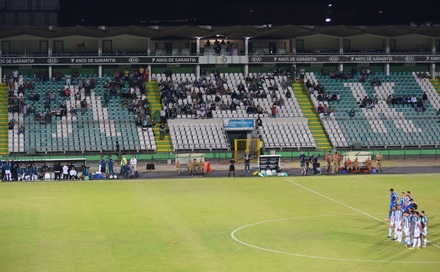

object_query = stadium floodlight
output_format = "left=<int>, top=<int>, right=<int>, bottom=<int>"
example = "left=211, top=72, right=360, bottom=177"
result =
left=325, top=18, right=332, bottom=23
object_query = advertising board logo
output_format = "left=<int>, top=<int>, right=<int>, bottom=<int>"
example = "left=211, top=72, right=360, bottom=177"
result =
left=250, top=57, right=262, bottom=62
left=328, top=56, right=339, bottom=62
left=47, top=58, right=58, bottom=64
left=404, top=56, right=415, bottom=62
left=128, top=57, right=140, bottom=63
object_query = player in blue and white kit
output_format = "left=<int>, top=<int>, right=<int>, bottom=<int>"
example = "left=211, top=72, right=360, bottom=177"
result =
left=402, top=195, right=411, bottom=212
left=420, top=211, right=428, bottom=247
left=393, top=204, right=403, bottom=242
left=31, top=163, right=38, bottom=181
left=3, top=160, right=12, bottom=181
left=387, top=206, right=397, bottom=238
left=410, top=211, right=422, bottom=249
left=402, top=210, right=412, bottom=246
left=399, top=192, right=405, bottom=208
left=387, top=188, right=398, bottom=220
left=24, top=165, right=31, bottom=181
left=17, top=164, right=24, bottom=181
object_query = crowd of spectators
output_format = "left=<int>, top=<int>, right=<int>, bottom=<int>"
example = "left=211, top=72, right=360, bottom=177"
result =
left=386, top=92, right=428, bottom=112
left=310, top=67, right=433, bottom=116
left=6, top=70, right=95, bottom=126
left=155, top=68, right=292, bottom=120
left=105, top=68, right=152, bottom=129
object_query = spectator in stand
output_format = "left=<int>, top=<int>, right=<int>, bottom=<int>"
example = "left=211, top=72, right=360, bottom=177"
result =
left=159, top=123, right=165, bottom=140
left=66, top=74, right=72, bottom=86
left=64, top=86, right=71, bottom=97
left=17, top=124, right=25, bottom=134
left=80, top=99, right=88, bottom=114
left=349, top=108, right=355, bottom=118
left=271, top=104, right=276, bottom=118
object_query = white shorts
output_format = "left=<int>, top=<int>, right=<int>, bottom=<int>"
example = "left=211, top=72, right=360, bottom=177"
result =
left=403, top=227, right=409, bottom=236
left=5, top=170, right=11, bottom=175
left=395, top=222, right=402, bottom=231
left=414, top=229, right=421, bottom=238
left=422, top=227, right=428, bottom=236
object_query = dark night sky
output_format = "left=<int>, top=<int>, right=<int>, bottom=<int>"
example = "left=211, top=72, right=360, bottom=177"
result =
left=59, top=0, right=439, bottom=27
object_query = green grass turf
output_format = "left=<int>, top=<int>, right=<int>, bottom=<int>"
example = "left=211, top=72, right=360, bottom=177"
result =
left=0, top=174, right=439, bottom=272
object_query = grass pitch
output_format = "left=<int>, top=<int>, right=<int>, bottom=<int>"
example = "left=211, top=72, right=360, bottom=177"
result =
left=1, top=174, right=439, bottom=272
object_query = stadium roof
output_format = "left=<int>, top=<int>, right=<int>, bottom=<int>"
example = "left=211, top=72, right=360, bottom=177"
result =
left=1, top=25, right=440, bottom=39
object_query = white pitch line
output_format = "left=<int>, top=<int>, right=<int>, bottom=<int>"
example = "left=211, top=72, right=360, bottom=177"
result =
left=231, top=216, right=440, bottom=264
left=284, top=178, right=440, bottom=249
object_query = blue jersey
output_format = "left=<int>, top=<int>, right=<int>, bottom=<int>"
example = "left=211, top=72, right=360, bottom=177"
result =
left=17, top=167, right=23, bottom=174
left=299, top=154, right=306, bottom=163
left=100, top=159, right=106, bottom=167
left=107, top=158, right=114, bottom=167
left=31, top=166, right=38, bottom=175
left=25, top=167, right=31, bottom=175
left=399, top=196, right=405, bottom=207
left=3, top=162, right=11, bottom=171
left=390, top=191, right=398, bottom=204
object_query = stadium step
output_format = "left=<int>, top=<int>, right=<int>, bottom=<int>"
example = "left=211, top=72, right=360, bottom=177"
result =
left=292, top=82, right=332, bottom=150
left=429, top=78, right=440, bottom=95
left=146, top=81, right=173, bottom=153
left=0, top=85, right=9, bottom=155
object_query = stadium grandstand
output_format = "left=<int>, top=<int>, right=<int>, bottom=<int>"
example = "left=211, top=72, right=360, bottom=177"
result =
left=1, top=25, right=440, bottom=157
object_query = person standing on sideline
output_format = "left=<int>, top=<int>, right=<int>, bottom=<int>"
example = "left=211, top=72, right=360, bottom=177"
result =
left=376, top=151, right=383, bottom=172
left=130, top=156, right=137, bottom=172
left=228, top=157, right=236, bottom=178
left=176, top=160, right=181, bottom=175
left=62, top=163, right=69, bottom=180
left=54, top=162, right=62, bottom=180
left=198, top=159, right=205, bottom=175
left=107, top=156, right=115, bottom=176
left=387, top=188, right=398, bottom=221
left=325, top=151, right=331, bottom=173
left=120, top=155, right=127, bottom=174
left=332, top=152, right=339, bottom=174
left=299, top=151, right=307, bottom=175
left=243, top=151, right=251, bottom=172
left=3, top=160, right=12, bottom=181
left=99, top=155, right=107, bottom=174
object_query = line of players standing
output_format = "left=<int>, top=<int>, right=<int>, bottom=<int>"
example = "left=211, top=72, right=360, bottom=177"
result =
left=387, top=188, right=429, bottom=249
left=1, top=160, right=39, bottom=181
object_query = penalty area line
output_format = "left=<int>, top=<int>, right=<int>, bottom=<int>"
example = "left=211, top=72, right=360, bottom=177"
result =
left=283, top=178, right=440, bottom=249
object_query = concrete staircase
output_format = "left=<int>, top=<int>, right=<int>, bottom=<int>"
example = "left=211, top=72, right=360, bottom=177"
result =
left=292, top=82, right=332, bottom=150
left=0, top=85, right=9, bottom=155
left=145, top=82, right=173, bottom=153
